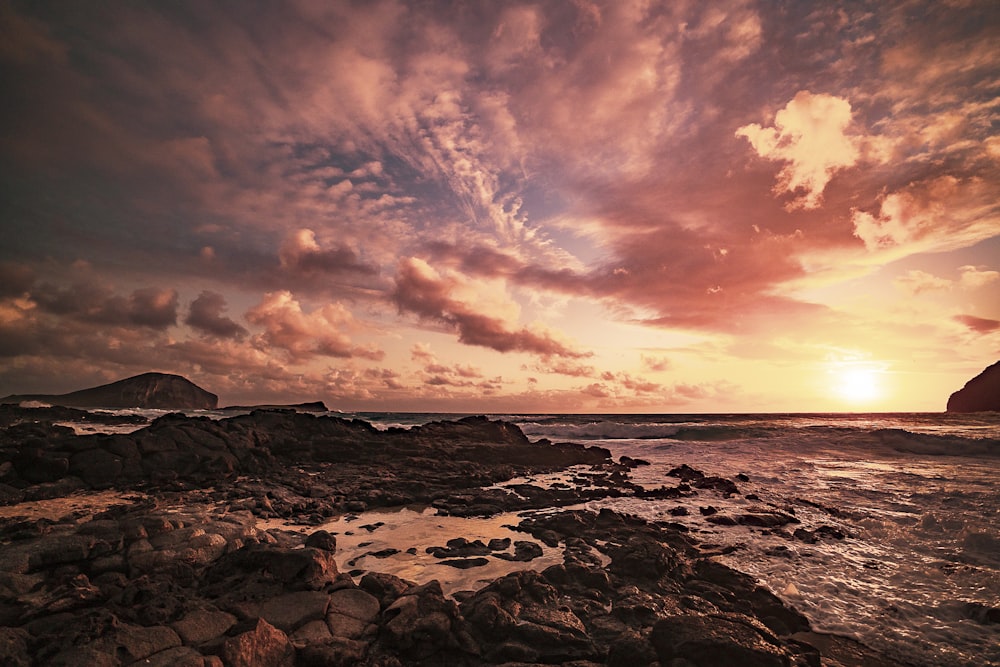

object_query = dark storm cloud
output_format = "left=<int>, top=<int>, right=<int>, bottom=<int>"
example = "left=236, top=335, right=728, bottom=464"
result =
left=0, top=262, right=35, bottom=297
left=32, top=282, right=178, bottom=330
left=185, top=291, right=247, bottom=339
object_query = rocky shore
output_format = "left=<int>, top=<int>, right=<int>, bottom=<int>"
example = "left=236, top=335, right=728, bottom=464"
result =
left=0, top=406, right=902, bottom=666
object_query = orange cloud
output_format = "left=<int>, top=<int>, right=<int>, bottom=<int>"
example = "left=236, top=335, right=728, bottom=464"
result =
left=959, top=266, right=999, bottom=289
left=893, top=270, right=951, bottom=296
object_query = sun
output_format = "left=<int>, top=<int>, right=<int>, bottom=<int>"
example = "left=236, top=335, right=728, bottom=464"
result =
left=833, top=367, right=883, bottom=404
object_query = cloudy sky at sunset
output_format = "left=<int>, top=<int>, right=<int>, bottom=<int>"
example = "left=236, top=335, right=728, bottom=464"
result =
left=2, top=0, right=998, bottom=412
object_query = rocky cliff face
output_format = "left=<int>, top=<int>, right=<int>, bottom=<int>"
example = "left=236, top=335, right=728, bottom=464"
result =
left=1, top=372, right=218, bottom=410
left=946, top=361, right=1000, bottom=413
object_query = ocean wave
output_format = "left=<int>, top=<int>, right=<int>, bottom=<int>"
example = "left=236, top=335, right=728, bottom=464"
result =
left=869, top=429, right=1000, bottom=458
left=517, top=420, right=776, bottom=441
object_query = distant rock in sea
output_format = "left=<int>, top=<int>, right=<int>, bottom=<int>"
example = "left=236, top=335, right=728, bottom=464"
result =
left=1, top=372, right=218, bottom=410
left=946, top=361, right=1000, bottom=413
left=222, top=401, right=329, bottom=412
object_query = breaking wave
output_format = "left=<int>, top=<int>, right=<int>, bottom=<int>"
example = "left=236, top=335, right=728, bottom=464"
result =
left=866, top=429, right=1000, bottom=457
left=515, top=416, right=1000, bottom=458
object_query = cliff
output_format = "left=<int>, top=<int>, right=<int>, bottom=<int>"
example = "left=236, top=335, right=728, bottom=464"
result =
left=946, top=361, right=1000, bottom=413
left=1, top=372, right=218, bottom=410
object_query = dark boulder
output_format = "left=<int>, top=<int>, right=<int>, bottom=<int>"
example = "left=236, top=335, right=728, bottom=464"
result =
left=651, top=613, right=795, bottom=667
left=380, top=580, right=469, bottom=661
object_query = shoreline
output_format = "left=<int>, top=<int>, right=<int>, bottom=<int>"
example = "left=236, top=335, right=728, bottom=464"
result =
left=0, top=406, right=914, bottom=666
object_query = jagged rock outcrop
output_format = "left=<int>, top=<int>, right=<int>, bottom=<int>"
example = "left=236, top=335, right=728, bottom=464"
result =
left=1, top=373, right=218, bottom=410
left=0, top=409, right=908, bottom=667
left=947, top=361, right=1000, bottom=413
left=0, top=410, right=611, bottom=511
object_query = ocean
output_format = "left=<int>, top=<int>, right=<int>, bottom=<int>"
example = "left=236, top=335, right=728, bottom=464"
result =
left=65, top=409, right=1000, bottom=666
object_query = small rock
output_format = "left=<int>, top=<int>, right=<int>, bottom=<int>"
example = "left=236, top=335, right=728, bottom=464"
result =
left=221, top=618, right=294, bottom=667
left=438, top=557, right=490, bottom=569
left=304, top=530, right=336, bottom=552
left=488, top=537, right=511, bottom=551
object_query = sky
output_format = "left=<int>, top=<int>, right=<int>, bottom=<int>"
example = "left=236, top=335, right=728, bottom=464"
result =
left=1, top=0, right=998, bottom=413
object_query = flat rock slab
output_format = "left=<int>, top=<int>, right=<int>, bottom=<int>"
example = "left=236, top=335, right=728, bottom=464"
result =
left=170, top=608, right=237, bottom=645
left=259, top=591, right=331, bottom=632
left=137, top=645, right=207, bottom=667
left=328, top=588, right=380, bottom=623
left=92, top=623, right=182, bottom=663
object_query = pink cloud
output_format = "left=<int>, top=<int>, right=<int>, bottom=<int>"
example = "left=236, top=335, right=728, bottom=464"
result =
left=581, top=383, right=611, bottom=398
left=392, top=257, right=587, bottom=358
left=736, top=91, right=862, bottom=209
left=642, top=355, right=671, bottom=372
left=606, top=372, right=661, bottom=394
left=245, top=291, right=383, bottom=362
left=959, top=266, right=999, bottom=289
left=893, top=270, right=951, bottom=295
left=530, top=360, right=596, bottom=378
left=279, top=228, right=377, bottom=277
left=953, top=314, right=1000, bottom=334
left=852, top=176, right=998, bottom=253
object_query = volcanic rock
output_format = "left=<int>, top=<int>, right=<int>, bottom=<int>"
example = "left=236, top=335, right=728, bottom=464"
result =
left=2, top=372, right=218, bottom=410
left=947, top=360, right=1000, bottom=412
left=222, top=618, right=294, bottom=667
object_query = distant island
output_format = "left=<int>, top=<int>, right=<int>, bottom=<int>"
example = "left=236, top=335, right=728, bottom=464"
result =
left=222, top=401, right=329, bottom=412
left=1, top=372, right=218, bottom=410
left=947, top=360, right=1000, bottom=413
